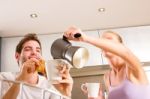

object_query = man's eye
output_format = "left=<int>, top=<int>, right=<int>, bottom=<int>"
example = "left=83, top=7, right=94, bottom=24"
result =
left=24, top=48, right=31, bottom=51
left=37, top=49, right=41, bottom=53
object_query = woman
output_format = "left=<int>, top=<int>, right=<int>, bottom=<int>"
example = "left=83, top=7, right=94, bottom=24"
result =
left=63, top=26, right=150, bottom=99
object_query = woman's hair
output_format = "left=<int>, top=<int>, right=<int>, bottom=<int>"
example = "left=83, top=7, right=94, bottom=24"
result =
left=102, top=30, right=123, bottom=43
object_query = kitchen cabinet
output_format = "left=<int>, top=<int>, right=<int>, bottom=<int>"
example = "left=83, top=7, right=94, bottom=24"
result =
left=1, top=26, right=150, bottom=72
left=39, top=33, right=62, bottom=60
left=1, top=37, right=22, bottom=72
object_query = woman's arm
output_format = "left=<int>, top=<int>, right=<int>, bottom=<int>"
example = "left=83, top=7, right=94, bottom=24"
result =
left=64, top=26, right=148, bottom=84
left=85, top=34, right=148, bottom=84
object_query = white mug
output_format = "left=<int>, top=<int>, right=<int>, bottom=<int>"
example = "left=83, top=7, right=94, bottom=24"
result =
left=45, top=59, right=72, bottom=84
left=81, top=83, right=100, bottom=98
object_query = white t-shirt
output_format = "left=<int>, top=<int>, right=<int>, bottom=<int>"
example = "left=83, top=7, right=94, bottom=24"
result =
left=0, top=72, right=63, bottom=99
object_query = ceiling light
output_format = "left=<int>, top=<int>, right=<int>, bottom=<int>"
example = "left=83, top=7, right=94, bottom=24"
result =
left=30, top=13, right=38, bottom=18
left=98, top=8, right=105, bottom=12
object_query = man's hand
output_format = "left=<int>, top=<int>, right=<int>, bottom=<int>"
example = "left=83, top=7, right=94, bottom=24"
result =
left=16, top=58, right=39, bottom=84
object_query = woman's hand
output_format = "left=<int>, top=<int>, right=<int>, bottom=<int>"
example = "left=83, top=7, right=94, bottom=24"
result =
left=53, top=63, right=73, bottom=97
left=63, top=26, right=88, bottom=42
left=81, top=83, right=104, bottom=99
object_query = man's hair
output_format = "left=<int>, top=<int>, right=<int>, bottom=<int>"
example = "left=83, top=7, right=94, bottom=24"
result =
left=16, top=33, right=42, bottom=54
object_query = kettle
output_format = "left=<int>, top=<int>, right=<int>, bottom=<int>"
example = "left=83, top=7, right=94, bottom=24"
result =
left=51, top=33, right=89, bottom=68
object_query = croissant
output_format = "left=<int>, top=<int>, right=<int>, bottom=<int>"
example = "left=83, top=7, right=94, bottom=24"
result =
left=37, top=59, right=46, bottom=76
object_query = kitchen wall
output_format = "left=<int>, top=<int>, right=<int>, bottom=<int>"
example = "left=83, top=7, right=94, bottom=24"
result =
left=1, top=25, right=150, bottom=72
left=0, top=37, right=1, bottom=72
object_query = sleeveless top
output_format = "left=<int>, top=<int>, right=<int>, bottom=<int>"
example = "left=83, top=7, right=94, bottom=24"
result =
left=108, top=71, right=150, bottom=99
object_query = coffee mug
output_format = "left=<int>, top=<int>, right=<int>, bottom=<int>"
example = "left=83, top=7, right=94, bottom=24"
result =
left=45, top=59, right=72, bottom=84
left=81, top=83, right=100, bottom=98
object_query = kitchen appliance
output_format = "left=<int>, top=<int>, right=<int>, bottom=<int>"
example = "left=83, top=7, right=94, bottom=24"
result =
left=51, top=33, right=89, bottom=68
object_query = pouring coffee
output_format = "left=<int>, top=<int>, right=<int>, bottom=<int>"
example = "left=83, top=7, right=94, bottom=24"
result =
left=51, top=33, right=89, bottom=68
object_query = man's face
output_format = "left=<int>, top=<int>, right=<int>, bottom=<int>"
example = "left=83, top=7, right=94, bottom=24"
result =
left=16, top=40, right=42, bottom=66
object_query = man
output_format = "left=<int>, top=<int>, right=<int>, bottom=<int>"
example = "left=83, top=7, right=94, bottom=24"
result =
left=0, top=33, right=73, bottom=99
